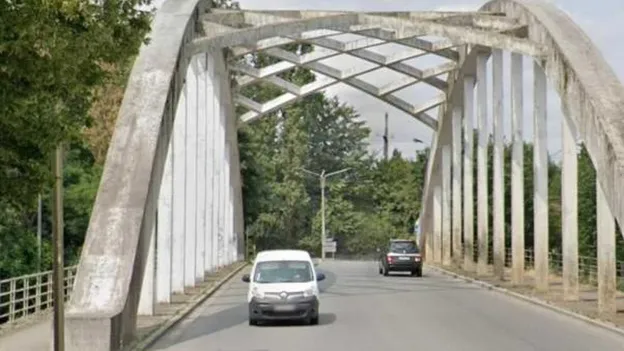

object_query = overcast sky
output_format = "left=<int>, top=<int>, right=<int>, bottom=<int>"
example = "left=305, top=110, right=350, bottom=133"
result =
left=153, top=0, right=624, bottom=160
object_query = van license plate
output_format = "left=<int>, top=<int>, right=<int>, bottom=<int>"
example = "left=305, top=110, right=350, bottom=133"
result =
left=274, top=304, right=296, bottom=312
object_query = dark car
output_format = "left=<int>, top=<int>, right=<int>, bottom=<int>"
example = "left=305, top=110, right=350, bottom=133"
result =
left=377, top=239, right=422, bottom=277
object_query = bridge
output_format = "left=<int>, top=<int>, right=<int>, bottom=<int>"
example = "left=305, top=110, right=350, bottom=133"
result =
left=2, top=0, right=624, bottom=350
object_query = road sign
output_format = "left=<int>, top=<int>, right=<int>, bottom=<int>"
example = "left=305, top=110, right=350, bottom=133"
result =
left=323, top=240, right=337, bottom=253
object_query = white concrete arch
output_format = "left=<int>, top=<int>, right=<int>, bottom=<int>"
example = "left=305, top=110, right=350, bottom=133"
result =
left=421, top=0, right=624, bottom=255
left=420, top=0, right=624, bottom=317
left=64, top=1, right=244, bottom=349
left=483, top=0, right=624, bottom=232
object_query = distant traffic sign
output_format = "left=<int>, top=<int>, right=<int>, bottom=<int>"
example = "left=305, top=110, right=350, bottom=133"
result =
left=323, top=240, right=337, bottom=253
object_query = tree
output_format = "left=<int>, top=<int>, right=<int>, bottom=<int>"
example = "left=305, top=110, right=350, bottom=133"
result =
left=0, top=0, right=153, bottom=278
left=0, top=0, right=152, bottom=210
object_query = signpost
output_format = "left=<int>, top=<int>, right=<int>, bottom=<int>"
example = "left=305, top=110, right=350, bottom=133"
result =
left=323, top=239, right=337, bottom=259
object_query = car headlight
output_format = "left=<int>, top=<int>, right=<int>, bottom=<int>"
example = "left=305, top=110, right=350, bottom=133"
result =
left=303, top=288, right=315, bottom=297
left=252, top=288, right=265, bottom=299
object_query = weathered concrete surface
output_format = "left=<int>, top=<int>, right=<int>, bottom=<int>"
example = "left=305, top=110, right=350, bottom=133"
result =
left=198, top=7, right=542, bottom=130
left=420, top=0, right=624, bottom=264
left=482, top=0, right=624, bottom=238
left=64, top=0, right=207, bottom=350
left=0, top=263, right=244, bottom=351
left=148, top=261, right=624, bottom=351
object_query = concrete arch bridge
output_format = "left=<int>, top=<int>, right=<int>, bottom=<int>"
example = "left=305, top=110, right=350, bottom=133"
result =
left=58, top=0, right=624, bottom=349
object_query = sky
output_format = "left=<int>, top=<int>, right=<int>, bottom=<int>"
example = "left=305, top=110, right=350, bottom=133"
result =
left=152, top=0, right=624, bottom=160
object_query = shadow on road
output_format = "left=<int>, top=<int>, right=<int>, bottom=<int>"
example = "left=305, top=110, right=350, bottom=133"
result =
left=152, top=302, right=249, bottom=349
left=152, top=268, right=339, bottom=349
left=318, top=268, right=337, bottom=293
left=255, top=313, right=337, bottom=327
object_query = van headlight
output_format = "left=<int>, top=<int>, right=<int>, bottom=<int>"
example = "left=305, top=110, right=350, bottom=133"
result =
left=303, top=288, right=315, bottom=297
left=252, top=288, right=265, bottom=299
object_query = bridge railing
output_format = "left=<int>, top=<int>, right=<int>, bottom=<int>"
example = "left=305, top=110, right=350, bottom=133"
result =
left=527, top=249, right=624, bottom=291
left=0, top=265, right=78, bottom=328
left=462, top=243, right=624, bottom=291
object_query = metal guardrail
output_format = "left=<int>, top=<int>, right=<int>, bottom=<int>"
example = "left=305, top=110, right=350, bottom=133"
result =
left=0, top=265, right=78, bottom=327
left=465, top=243, right=624, bottom=290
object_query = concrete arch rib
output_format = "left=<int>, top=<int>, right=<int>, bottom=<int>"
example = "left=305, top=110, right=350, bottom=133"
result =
left=64, top=0, right=204, bottom=349
left=420, top=0, right=624, bottom=255
left=233, top=56, right=450, bottom=129
left=481, top=0, right=624, bottom=231
left=190, top=8, right=549, bottom=132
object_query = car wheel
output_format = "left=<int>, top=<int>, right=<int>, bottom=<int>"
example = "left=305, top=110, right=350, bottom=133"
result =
left=378, top=266, right=383, bottom=274
left=249, top=318, right=258, bottom=326
left=383, top=267, right=389, bottom=276
left=310, top=315, right=319, bottom=325
left=415, top=268, right=423, bottom=277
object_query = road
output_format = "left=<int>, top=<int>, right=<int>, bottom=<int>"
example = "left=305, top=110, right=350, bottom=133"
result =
left=148, top=260, right=624, bottom=351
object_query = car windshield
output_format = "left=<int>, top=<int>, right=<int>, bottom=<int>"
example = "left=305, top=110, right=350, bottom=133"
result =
left=389, top=241, right=419, bottom=253
left=253, top=260, right=314, bottom=284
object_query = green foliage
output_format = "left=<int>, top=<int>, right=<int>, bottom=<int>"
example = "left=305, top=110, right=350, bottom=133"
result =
left=0, top=201, right=52, bottom=278
left=371, top=149, right=427, bottom=234
left=0, top=141, right=103, bottom=278
left=0, top=0, right=152, bottom=210
left=0, top=0, right=151, bottom=278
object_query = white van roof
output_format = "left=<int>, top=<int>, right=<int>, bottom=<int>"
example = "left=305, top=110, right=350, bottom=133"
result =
left=255, top=249, right=311, bottom=262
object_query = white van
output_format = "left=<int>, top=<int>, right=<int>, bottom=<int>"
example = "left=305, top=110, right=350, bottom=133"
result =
left=242, top=249, right=325, bottom=326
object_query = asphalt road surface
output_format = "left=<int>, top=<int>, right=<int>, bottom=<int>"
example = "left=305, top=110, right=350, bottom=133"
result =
left=148, top=260, right=624, bottom=351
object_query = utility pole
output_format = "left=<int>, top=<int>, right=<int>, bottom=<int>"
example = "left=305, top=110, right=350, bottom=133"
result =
left=51, top=144, right=65, bottom=351
left=383, top=112, right=389, bottom=161
left=37, top=194, right=42, bottom=271
left=320, top=170, right=326, bottom=258
left=300, top=167, right=351, bottom=259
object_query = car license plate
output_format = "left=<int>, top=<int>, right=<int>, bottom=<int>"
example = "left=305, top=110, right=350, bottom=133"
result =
left=274, top=304, right=296, bottom=312
left=398, top=256, right=410, bottom=260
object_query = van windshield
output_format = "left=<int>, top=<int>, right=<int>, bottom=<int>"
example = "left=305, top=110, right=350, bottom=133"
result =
left=253, top=260, right=313, bottom=284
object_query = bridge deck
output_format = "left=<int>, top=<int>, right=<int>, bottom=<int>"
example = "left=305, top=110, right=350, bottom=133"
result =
left=148, top=260, right=624, bottom=351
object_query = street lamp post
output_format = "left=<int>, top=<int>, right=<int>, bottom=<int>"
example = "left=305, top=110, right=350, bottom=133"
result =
left=300, top=167, right=351, bottom=259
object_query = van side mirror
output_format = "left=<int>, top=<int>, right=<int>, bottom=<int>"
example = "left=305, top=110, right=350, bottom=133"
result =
left=316, top=272, right=326, bottom=281
left=241, top=274, right=250, bottom=283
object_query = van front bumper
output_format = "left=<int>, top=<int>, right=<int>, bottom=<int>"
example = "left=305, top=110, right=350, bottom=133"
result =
left=249, top=296, right=318, bottom=321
